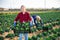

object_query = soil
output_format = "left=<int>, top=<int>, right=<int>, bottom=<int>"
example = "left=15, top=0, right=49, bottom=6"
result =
left=1, top=25, right=60, bottom=40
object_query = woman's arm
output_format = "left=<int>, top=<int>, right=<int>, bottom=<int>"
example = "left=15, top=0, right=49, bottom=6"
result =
left=14, top=13, right=20, bottom=26
left=27, top=12, right=32, bottom=21
left=14, top=13, right=20, bottom=22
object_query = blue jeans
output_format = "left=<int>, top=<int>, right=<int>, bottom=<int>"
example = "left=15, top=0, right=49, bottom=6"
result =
left=19, top=33, right=28, bottom=40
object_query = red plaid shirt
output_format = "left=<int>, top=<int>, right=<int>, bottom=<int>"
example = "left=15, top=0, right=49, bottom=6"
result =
left=15, top=12, right=31, bottom=23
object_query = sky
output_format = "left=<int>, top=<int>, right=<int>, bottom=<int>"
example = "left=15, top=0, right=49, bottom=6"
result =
left=0, top=0, right=60, bottom=9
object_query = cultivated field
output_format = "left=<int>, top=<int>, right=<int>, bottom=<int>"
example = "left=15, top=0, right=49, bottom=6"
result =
left=0, top=11, right=60, bottom=40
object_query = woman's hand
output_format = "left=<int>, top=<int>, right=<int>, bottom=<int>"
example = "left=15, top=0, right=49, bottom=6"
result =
left=14, top=21, right=16, bottom=27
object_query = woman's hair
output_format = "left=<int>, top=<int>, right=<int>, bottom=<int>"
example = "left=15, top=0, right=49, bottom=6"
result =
left=21, top=5, right=25, bottom=8
left=36, top=15, right=41, bottom=20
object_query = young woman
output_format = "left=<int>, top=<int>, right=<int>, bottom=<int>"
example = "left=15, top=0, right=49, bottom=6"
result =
left=14, top=5, right=32, bottom=40
left=30, top=15, right=44, bottom=27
